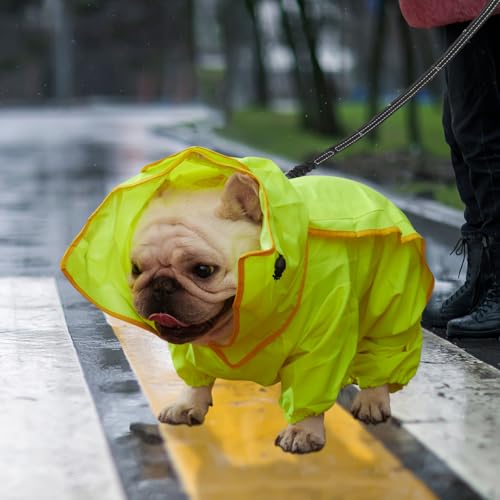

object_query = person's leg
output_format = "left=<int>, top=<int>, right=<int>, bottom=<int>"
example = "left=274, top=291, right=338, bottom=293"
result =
left=442, top=91, right=482, bottom=233
left=448, top=236, right=500, bottom=338
left=446, top=18, right=500, bottom=239
left=421, top=24, right=490, bottom=328
left=445, top=17, right=500, bottom=337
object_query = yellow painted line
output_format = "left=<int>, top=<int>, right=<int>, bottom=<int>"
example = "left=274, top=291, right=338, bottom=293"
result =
left=109, top=318, right=436, bottom=500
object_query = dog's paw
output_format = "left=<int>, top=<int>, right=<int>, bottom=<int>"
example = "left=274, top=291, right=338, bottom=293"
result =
left=274, top=415, right=325, bottom=454
left=158, top=403, right=207, bottom=426
left=351, top=385, right=391, bottom=424
left=158, top=385, right=213, bottom=426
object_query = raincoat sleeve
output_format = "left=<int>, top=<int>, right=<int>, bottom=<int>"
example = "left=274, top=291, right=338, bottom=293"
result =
left=169, top=344, right=216, bottom=388
left=278, top=284, right=359, bottom=424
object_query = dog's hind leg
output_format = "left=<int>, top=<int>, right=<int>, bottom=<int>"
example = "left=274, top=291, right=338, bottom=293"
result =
left=274, top=414, right=325, bottom=454
left=347, top=322, right=422, bottom=425
left=350, top=385, right=391, bottom=424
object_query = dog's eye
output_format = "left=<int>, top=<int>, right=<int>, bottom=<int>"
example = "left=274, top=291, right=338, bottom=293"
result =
left=131, top=262, right=142, bottom=276
left=193, top=264, right=217, bottom=279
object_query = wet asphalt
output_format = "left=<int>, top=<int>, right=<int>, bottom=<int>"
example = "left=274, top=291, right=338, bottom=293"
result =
left=0, top=104, right=498, bottom=499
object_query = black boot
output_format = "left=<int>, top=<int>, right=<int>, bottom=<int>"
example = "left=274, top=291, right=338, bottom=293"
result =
left=422, top=233, right=489, bottom=328
left=447, top=239, right=500, bottom=338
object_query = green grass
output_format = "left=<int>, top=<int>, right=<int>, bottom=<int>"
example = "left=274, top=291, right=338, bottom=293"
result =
left=397, top=181, right=463, bottom=210
left=217, top=104, right=450, bottom=160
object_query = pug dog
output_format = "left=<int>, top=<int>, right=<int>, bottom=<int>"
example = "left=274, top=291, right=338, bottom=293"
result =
left=130, top=174, right=261, bottom=347
left=128, top=172, right=392, bottom=454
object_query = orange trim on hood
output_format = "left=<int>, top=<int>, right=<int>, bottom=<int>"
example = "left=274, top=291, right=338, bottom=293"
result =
left=208, top=242, right=309, bottom=369
left=60, top=267, right=158, bottom=336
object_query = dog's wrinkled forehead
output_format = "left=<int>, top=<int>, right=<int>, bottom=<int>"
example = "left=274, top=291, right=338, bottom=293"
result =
left=129, top=172, right=264, bottom=284
left=133, top=185, right=223, bottom=239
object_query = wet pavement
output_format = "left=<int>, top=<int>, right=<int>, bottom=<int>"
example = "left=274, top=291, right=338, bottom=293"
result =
left=0, top=277, right=126, bottom=500
left=1, top=103, right=499, bottom=499
left=0, top=103, right=215, bottom=278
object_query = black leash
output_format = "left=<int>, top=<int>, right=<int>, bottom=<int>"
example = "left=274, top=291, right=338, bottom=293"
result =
left=286, top=0, right=500, bottom=179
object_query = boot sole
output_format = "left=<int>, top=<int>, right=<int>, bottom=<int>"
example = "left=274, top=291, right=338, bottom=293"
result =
left=446, top=327, right=500, bottom=339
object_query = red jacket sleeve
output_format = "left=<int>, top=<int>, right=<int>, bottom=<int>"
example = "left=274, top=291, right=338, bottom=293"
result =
left=399, top=0, right=500, bottom=28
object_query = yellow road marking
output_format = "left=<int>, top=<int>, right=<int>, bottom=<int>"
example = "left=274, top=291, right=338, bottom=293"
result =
left=110, top=319, right=436, bottom=500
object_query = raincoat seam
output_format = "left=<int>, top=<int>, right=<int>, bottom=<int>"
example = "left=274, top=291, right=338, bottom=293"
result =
left=308, top=226, right=419, bottom=242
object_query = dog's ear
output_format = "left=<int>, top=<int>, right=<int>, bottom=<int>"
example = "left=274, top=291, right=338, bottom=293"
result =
left=217, top=173, right=262, bottom=223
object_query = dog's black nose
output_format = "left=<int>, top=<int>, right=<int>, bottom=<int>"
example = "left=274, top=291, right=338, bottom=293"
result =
left=151, top=276, right=180, bottom=297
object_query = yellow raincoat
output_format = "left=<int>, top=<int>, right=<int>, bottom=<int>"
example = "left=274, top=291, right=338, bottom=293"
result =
left=61, top=146, right=434, bottom=424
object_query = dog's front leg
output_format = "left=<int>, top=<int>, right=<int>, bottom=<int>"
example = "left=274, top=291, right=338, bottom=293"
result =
left=158, top=382, right=214, bottom=426
left=275, top=414, right=325, bottom=454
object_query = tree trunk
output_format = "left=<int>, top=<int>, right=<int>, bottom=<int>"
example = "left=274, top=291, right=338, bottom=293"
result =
left=218, top=0, right=250, bottom=123
left=45, top=0, right=74, bottom=100
left=278, top=0, right=309, bottom=128
left=162, top=0, right=197, bottom=102
left=246, top=0, right=270, bottom=107
left=396, top=4, right=422, bottom=150
left=366, top=0, right=387, bottom=143
left=413, top=28, right=444, bottom=102
left=296, top=0, right=342, bottom=136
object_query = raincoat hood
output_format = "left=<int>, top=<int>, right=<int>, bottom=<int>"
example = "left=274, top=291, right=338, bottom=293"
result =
left=61, top=146, right=309, bottom=360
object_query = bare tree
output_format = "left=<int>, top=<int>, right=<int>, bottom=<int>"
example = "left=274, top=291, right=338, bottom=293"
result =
left=245, top=0, right=270, bottom=107
left=43, top=0, right=74, bottom=100
left=217, top=0, right=252, bottom=122
left=278, top=0, right=343, bottom=135
left=411, top=28, right=444, bottom=102
left=396, top=4, right=421, bottom=150
left=366, top=1, right=423, bottom=150
left=296, top=0, right=342, bottom=135
left=278, top=0, right=310, bottom=127
left=162, top=0, right=197, bottom=101
left=366, top=0, right=387, bottom=143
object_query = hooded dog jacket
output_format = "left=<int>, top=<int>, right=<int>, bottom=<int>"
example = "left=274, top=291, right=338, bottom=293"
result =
left=61, top=146, right=434, bottom=424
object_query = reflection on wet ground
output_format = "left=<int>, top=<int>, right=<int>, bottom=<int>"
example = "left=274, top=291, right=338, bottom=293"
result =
left=0, top=141, right=113, bottom=276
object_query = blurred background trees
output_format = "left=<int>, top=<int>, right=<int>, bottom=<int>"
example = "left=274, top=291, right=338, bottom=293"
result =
left=1, top=0, right=455, bottom=199
left=1, top=0, right=440, bottom=113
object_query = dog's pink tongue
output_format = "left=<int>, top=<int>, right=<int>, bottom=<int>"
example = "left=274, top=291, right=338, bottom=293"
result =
left=149, top=313, right=189, bottom=328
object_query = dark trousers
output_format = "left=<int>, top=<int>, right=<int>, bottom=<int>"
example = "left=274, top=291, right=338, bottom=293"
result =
left=442, top=16, right=500, bottom=238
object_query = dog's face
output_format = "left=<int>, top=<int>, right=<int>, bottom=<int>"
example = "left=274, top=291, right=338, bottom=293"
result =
left=129, top=173, right=262, bottom=345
